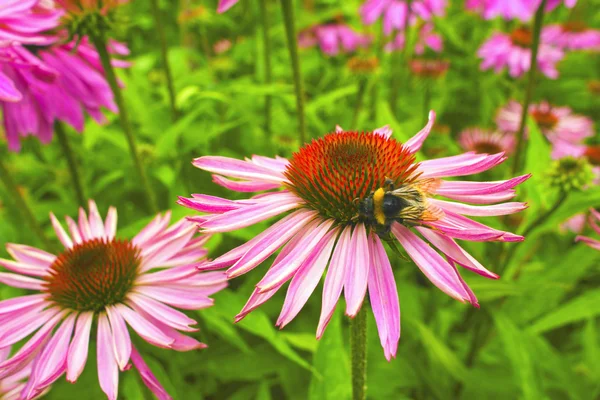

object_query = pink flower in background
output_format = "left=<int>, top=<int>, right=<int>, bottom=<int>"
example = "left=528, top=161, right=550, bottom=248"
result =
left=478, top=28, right=564, bottom=78
left=542, top=22, right=600, bottom=51
left=386, top=22, right=443, bottom=53
left=458, top=128, right=516, bottom=155
left=0, top=0, right=62, bottom=45
left=213, top=39, right=232, bottom=55
left=562, top=213, right=586, bottom=234
left=576, top=209, right=600, bottom=250
left=496, top=100, right=594, bottom=159
left=298, top=23, right=371, bottom=56
left=466, top=0, right=576, bottom=21
left=180, top=111, right=529, bottom=360
left=0, top=200, right=226, bottom=400
left=360, top=0, right=446, bottom=35
left=217, top=0, right=239, bottom=13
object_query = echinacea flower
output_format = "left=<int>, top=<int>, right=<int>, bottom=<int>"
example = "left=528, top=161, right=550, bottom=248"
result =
left=576, top=209, right=600, bottom=250
left=496, top=100, right=594, bottom=158
left=217, top=0, right=239, bottom=13
left=385, top=22, right=443, bottom=54
left=542, top=22, right=600, bottom=51
left=458, top=128, right=516, bottom=155
left=409, top=58, right=450, bottom=78
left=478, top=27, right=564, bottom=78
left=561, top=213, right=586, bottom=233
left=0, top=200, right=226, bottom=399
left=179, top=111, right=529, bottom=359
left=298, top=23, right=371, bottom=56
left=466, top=0, right=576, bottom=21
left=360, top=0, right=446, bottom=35
left=0, top=0, right=62, bottom=45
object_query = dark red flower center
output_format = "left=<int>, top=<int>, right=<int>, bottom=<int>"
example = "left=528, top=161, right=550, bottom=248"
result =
left=531, top=109, right=559, bottom=130
left=44, top=239, right=141, bottom=312
left=584, top=146, right=600, bottom=166
left=473, top=142, right=502, bottom=154
left=562, top=21, right=587, bottom=33
left=409, top=58, right=450, bottom=78
left=284, top=131, right=419, bottom=224
left=510, top=27, right=533, bottom=47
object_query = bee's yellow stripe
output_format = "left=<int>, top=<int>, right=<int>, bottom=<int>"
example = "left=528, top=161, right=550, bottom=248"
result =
left=373, top=188, right=386, bottom=225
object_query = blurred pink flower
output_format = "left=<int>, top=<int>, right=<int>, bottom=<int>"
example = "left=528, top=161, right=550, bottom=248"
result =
left=180, top=111, right=529, bottom=360
left=0, top=0, right=62, bottom=45
left=217, top=0, right=239, bottom=13
left=542, top=22, right=600, bottom=51
left=496, top=100, right=594, bottom=159
left=576, top=209, right=600, bottom=250
left=459, top=128, right=516, bottom=155
left=213, top=39, right=232, bottom=55
left=562, top=213, right=586, bottom=234
left=466, top=0, right=576, bottom=21
left=478, top=28, right=564, bottom=78
left=298, top=23, right=371, bottom=56
left=386, top=22, right=443, bottom=53
left=0, top=200, right=226, bottom=400
left=360, top=0, right=446, bottom=35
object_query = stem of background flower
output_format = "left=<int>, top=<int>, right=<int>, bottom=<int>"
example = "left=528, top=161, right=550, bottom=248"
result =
left=351, top=305, right=368, bottom=400
left=258, top=0, right=273, bottom=138
left=511, top=0, right=547, bottom=174
left=280, top=0, right=307, bottom=144
left=389, top=0, right=412, bottom=113
left=352, top=78, right=368, bottom=129
left=90, top=32, right=159, bottom=213
left=150, top=0, right=179, bottom=121
left=0, top=158, right=52, bottom=250
left=369, top=23, right=384, bottom=122
left=422, top=82, right=431, bottom=125
left=55, top=122, right=86, bottom=208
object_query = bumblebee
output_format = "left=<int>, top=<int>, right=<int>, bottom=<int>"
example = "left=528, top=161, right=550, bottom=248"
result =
left=357, top=178, right=441, bottom=235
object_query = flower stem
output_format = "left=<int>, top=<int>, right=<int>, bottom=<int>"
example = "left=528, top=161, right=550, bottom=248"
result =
left=352, top=78, right=368, bottom=129
left=511, top=0, right=547, bottom=174
left=258, top=0, right=273, bottom=138
left=423, top=82, right=432, bottom=126
left=150, top=0, right=178, bottom=121
left=55, top=122, right=86, bottom=207
left=280, top=0, right=307, bottom=144
left=351, top=305, right=368, bottom=400
left=89, top=32, right=158, bottom=213
left=0, top=158, right=52, bottom=249
left=389, top=0, right=412, bottom=113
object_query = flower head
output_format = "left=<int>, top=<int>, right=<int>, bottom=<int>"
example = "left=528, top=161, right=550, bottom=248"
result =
left=576, top=209, right=600, bottom=250
left=478, top=28, right=564, bottom=78
left=180, top=111, right=529, bottom=359
left=298, top=23, right=371, bottom=56
left=0, top=200, right=226, bottom=399
left=360, top=0, right=446, bottom=35
left=386, top=22, right=443, bottom=54
left=542, top=22, right=600, bottom=51
left=0, top=0, right=62, bottom=45
left=458, top=128, right=516, bottom=155
left=217, top=0, right=239, bottom=13
left=546, top=156, right=594, bottom=192
left=466, top=0, right=577, bottom=21
left=409, top=58, right=449, bottom=79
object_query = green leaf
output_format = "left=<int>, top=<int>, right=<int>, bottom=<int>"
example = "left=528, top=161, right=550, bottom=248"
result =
left=528, top=290, right=600, bottom=334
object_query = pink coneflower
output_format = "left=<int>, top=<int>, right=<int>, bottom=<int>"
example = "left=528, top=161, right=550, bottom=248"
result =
left=459, top=128, right=516, bottom=155
left=360, top=0, right=446, bottom=35
left=409, top=58, right=450, bottom=78
left=542, top=22, right=600, bottom=51
left=0, top=200, right=226, bottom=400
left=576, top=209, right=600, bottom=250
left=466, top=0, right=576, bottom=21
left=0, top=0, right=62, bottom=45
left=496, top=100, right=594, bottom=158
left=298, top=23, right=371, bottom=56
left=213, top=39, right=232, bottom=55
left=478, top=27, right=564, bottom=78
left=386, top=22, right=443, bottom=54
left=562, top=213, right=586, bottom=233
left=179, top=111, right=529, bottom=359
left=217, top=0, right=239, bottom=13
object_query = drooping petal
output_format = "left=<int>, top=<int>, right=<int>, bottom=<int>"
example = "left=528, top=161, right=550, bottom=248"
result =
left=106, top=305, right=132, bottom=371
left=127, top=293, right=198, bottom=332
left=97, top=314, right=119, bottom=400
left=193, top=156, right=286, bottom=184
left=66, top=312, right=93, bottom=382
left=130, top=346, right=172, bottom=400
left=430, top=199, right=528, bottom=216
left=404, top=110, right=435, bottom=154
left=344, top=224, right=371, bottom=317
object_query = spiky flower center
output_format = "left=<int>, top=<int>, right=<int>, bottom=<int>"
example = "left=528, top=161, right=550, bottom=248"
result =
left=409, top=58, right=450, bottom=78
left=584, top=146, right=600, bottom=166
left=44, top=239, right=141, bottom=312
left=531, top=109, right=559, bottom=130
left=473, top=142, right=502, bottom=154
left=284, top=131, right=419, bottom=224
left=562, top=21, right=587, bottom=33
left=510, top=27, right=533, bottom=47
left=547, top=156, right=594, bottom=192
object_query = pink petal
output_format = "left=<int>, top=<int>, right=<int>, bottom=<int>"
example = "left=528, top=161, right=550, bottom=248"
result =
left=127, top=293, right=198, bottom=332
left=104, top=207, right=118, bottom=240
left=217, top=0, right=240, bottom=13
left=404, top=110, right=436, bottom=154
left=193, top=156, right=286, bottom=184
left=97, top=314, right=119, bottom=400
left=344, top=224, right=371, bottom=317
left=134, top=286, right=214, bottom=310
left=212, top=175, right=282, bottom=193
left=49, top=213, right=73, bottom=249
left=87, top=200, right=106, bottom=238
left=66, top=312, right=93, bottom=382
left=116, top=304, right=175, bottom=348
left=130, top=346, right=172, bottom=400
left=106, top=305, right=132, bottom=371
left=132, top=212, right=172, bottom=248
left=0, top=294, right=47, bottom=315
left=6, top=243, right=55, bottom=269
left=0, top=272, right=45, bottom=290
left=430, top=199, right=528, bottom=216
left=140, top=225, right=197, bottom=272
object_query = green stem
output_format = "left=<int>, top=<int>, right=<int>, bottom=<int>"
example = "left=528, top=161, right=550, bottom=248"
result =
left=351, top=305, right=368, bottom=400
left=389, top=0, right=412, bottom=113
left=55, top=122, right=86, bottom=207
left=150, top=0, right=178, bottom=121
left=258, top=0, right=273, bottom=138
left=89, top=32, right=158, bottom=213
left=280, top=0, right=307, bottom=144
left=352, top=78, right=368, bottom=129
left=0, top=158, right=52, bottom=249
left=511, top=0, right=547, bottom=174
left=423, top=82, right=432, bottom=126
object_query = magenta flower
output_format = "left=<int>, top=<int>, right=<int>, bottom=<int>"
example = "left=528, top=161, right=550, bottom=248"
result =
left=466, top=0, right=576, bottom=21
left=542, top=22, right=600, bottom=51
left=217, top=0, right=239, bottom=13
left=360, top=0, right=446, bottom=35
left=562, top=214, right=586, bottom=234
left=0, top=200, right=226, bottom=400
left=180, top=111, right=529, bottom=359
left=0, top=0, right=62, bottom=45
left=459, top=128, right=516, bottom=155
left=298, top=23, right=372, bottom=56
left=496, top=100, right=594, bottom=159
left=386, top=22, right=443, bottom=53
left=576, top=209, right=600, bottom=250
left=478, top=28, right=564, bottom=78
